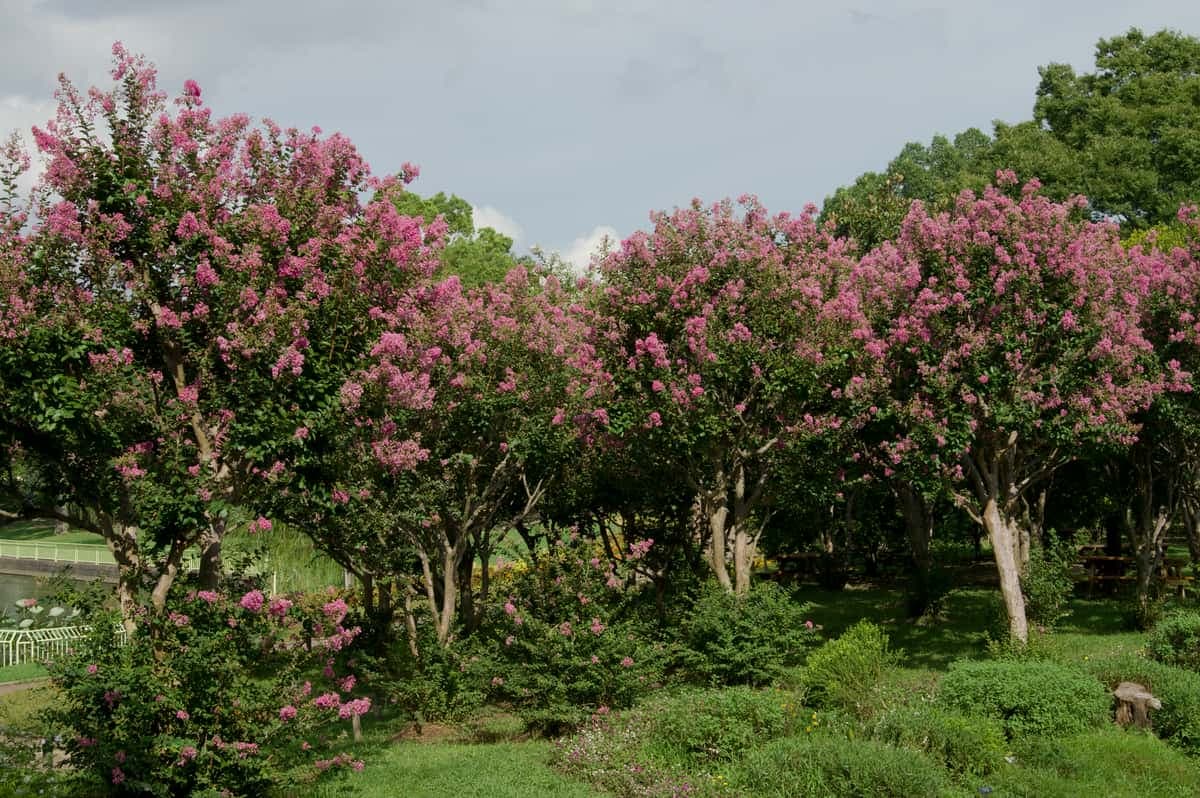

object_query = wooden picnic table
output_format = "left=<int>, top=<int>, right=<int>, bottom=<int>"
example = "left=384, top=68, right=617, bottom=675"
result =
left=1080, top=554, right=1194, bottom=597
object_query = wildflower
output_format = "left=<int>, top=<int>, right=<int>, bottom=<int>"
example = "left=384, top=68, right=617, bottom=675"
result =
left=176, top=710, right=189, bottom=721
left=112, top=767, right=125, bottom=785
left=620, top=656, right=634, bottom=668
left=279, top=705, right=297, bottom=721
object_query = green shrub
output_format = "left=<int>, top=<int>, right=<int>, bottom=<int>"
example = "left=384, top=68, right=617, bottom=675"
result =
left=1085, top=653, right=1200, bottom=753
left=676, top=581, right=818, bottom=687
left=872, top=703, right=1007, bottom=775
left=1146, top=610, right=1200, bottom=671
left=731, top=736, right=949, bottom=798
left=46, top=587, right=373, bottom=796
left=1022, top=537, right=1076, bottom=628
left=639, top=687, right=794, bottom=766
left=938, top=659, right=1110, bottom=739
left=478, top=537, right=666, bottom=734
left=802, top=621, right=900, bottom=713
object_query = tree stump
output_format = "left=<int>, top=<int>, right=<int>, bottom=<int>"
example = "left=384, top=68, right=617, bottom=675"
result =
left=1113, top=682, right=1161, bottom=729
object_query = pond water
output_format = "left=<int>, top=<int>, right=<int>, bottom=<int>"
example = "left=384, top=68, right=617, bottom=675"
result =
left=0, top=572, right=106, bottom=622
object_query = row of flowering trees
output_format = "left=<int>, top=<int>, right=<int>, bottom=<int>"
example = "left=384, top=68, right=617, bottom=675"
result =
left=3, top=46, right=1200, bottom=649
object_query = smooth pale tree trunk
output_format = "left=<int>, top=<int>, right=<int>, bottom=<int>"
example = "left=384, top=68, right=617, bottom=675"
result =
left=105, top=527, right=142, bottom=635
left=54, top=507, right=69, bottom=536
left=403, top=579, right=421, bottom=659
left=705, top=502, right=734, bottom=592
left=197, top=518, right=225, bottom=590
left=1132, top=509, right=1170, bottom=621
left=981, top=498, right=1029, bottom=644
left=417, top=533, right=470, bottom=647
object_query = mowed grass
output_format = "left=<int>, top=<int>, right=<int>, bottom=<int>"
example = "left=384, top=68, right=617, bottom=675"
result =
left=0, top=661, right=48, bottom=684
left=304, top=741, right=599, bottom=798
left=0, top=518, right=107, bottom=547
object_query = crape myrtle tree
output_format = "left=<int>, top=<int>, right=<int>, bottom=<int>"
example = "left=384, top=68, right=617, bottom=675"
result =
left=842, top=173, right=1165, bottom=642
left=591, top=197, right=862, bottom=595
left=1117, top=208, right=1200, bottom=619
left=343, top=268, right=606, bottom=645
left=0, top=44, right=444, bottom=625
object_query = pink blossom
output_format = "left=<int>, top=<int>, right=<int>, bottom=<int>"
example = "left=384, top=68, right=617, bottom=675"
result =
left=239, top=590, right=265, bottom=613
left=338, top=697, right=371, bottom=719
left=620, top=657, right=634, bottom=668
left=112, top=767, right=125, bottom=785
left=86, top=663, right=98, bottom=675
left=268, top=597, right=293, bottom=619
left=176, top=709, right=189, bottom=721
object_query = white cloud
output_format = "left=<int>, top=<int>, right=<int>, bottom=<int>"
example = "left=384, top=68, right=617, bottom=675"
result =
left=471, top=204, right=524, bottom=245
left=0, top=95, right=57, bottom=200
left=556, top=225, right=621, bottom=275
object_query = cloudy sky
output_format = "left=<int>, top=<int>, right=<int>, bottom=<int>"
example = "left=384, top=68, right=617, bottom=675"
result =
left=3, top=1, right=1200, bottom=269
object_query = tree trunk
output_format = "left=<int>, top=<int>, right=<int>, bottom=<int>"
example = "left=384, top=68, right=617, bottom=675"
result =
left=104, top=524, right=141, bottom=634
left=897, top=483, right=933, bottom=578
left=402, top=580, right=420, bottom=659
left=1132, top=508, right=1171, bottom=624
left=706, top=501, right=733, bottom=592
left=54, top=506, right=69, bottom=536
left=732, top=524, right=756, bottom=596
left=197, top=518, right=225, bottom=590
left=982, top=497, right=1029, bottom=644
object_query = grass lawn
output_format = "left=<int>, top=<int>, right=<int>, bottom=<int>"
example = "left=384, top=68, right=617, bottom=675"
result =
left=0, top=661, right=48, bottom=684
left=307, top=741, right=599, bottom=798
left=0, top=519, right=106, bottom=546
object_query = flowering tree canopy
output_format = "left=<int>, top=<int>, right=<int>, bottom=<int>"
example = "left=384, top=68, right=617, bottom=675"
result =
left=592, top=197, right=863, bottom=594
left=844, top=175, right=1167, bottom=641
left=0, top=44, right=442, bottom=622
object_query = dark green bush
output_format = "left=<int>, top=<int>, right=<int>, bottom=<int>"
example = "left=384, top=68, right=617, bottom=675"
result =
left=731, top=736, right=949, bottom=797
left=802, top=621, right=900, bottom=712
left=1085, top=653, right=1200, bottom=753
left=872, top=703, right=1007, bottom=775
left=938, top=659, right=1110, bottom=739
left=676, top=581, right=818, bottom=687
left=639, top=687, right=794, bottom=766
left=1146, top=610, right=1200, bottom=671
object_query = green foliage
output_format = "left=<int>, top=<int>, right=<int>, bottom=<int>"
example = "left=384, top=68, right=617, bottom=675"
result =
left=638, top=687, right=795, bottom=767
left=802, top=621, right=901, bottom=712
left=676, top=581, right=818, bottom=687
left=730, top=735, right=949, bottom=798
left=1021, top=536, right=1077, bottom=628
left=46, top=587, right=372, bottom=796
left=1086, top=652, right=1200, bottom=753
left=871, top=704, right=1007, bottom=775
left=478, top=540, right=666, bottom=734
left=1147, top=610, right=1200, bottom=671
left=938, top=659, right=1110, bottom=739
left=995, top=728, right=1200, bottom=798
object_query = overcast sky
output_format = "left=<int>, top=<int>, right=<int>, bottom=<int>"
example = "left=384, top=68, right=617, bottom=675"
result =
left=3, top=0, right=1200, bottom=269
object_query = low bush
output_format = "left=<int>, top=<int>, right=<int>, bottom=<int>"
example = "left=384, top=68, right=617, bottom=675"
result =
left=1022, top=536, right=1077, bottom=628
left=676, top=581, right=818, bottom=687
left=730, top=735, right=949, bottom=798
left=46, top=586, right=373, bottom=795
left=938, top=659, right=1110, bottom=739
left=1085, top=652, right=1200, bottom=753
left=1146, top=610, right=1200, bottom=671
left=638, top=687, right=795, bottom=767
left=872, top=703, right=1007, bottom=775
left=477, top=537, right=666, bottom=734
left=802, top=621, right=900, bottom=713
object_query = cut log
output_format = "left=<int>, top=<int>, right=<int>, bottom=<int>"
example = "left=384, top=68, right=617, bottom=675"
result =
left=1113, top=681, right=1161, bottom=729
